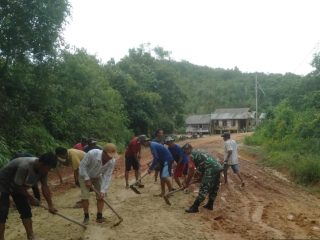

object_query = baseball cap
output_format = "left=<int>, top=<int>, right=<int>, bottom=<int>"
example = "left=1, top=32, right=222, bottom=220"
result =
left=103, top=143, right=118, bottom=158
left=138, top=134, right=151, bottom=143
left=221, top=132, right=230, bottom=138
left=165, top=136, right=175, bottom=143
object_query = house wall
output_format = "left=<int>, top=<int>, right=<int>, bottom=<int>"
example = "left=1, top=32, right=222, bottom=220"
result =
left=211, top=119, right=245, bottom=134
left=186, top=123, right=210, bottom=133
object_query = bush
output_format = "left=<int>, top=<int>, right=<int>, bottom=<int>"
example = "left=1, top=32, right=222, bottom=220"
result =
left=290, top=156, right=320, bottom=184
left=0, top=137, right=10, bottom=168
left=19, top=124, right=57, bottom=155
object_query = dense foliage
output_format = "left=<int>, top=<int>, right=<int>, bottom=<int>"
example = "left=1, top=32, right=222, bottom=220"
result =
left=245, top=71, right=320, bottom=184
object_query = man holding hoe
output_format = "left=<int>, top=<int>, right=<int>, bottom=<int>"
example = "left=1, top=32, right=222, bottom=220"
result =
left=79, top=143, right=118, bottom=224
left=182, top=143, right=223, bottom=213
left=165, top=136, right=188, bottom=188
left=124, top=136, right=144, bottom=189
left=139, top=135, right=174, bottom=197
left=0, top=153, right=58, bottom=240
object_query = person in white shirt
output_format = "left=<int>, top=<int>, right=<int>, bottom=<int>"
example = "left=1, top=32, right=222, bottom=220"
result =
left=221, top=132, right=245, bottom=187
left=79, top=143, right=118, bottom=224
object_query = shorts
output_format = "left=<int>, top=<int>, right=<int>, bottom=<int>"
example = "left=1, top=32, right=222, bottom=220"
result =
left=174, top=162, right=188, bottom=178
left=160, top=162, right=172, bottom=178
left=79, top=176, right=101, bottom=200
left=0, top=192, right=32, bottom=223
left=224, top=164, right=240, bottom=173
left=125, top=156, right=140, bottom=171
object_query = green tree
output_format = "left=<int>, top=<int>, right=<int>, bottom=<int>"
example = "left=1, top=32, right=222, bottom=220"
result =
left=0, top=0, right=70, bottom=65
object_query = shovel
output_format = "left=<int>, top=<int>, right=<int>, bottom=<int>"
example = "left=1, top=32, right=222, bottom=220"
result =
left=91, top=186, right=123, bottom=226
left=41, top=205, right=87, bottom=229
left=129, top=172, right=149, bottom=194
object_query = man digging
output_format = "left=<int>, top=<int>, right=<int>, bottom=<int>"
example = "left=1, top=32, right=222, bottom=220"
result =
left=79, top=143, right=118, bottom=224
left=139, top=135, right=174, bottom=197
left=182, top=143, right=223, bottom=213
left=124, top=136, right=144, bottom=189
left=0, top=153, right=58, bottom=240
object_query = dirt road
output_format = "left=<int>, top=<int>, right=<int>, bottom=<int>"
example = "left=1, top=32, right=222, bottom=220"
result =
left=6, top=134, right=320, bottom=239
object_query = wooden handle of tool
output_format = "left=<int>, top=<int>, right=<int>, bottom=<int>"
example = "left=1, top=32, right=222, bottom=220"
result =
left=130, top=171, right=148, bottom=187
left=164, top=187, right=184, bottom=197
left=164, top=180, right=199, bottom=197
left=91, top=187, right=123, bottom=221
left=41, top=205, right=87, bottom=229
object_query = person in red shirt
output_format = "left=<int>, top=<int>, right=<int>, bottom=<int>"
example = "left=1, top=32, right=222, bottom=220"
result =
left=125, top=136, right=144, bottom=188
left=73, top=137, right=88, bottom=151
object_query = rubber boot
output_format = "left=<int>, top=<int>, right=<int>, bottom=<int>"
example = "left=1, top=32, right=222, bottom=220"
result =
left=185, top=199, right=201, bottom=213
left=203, top=199, right=214, bottom=210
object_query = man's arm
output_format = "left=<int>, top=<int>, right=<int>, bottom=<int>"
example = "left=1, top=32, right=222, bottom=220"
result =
left=14, top=166, right=39, bottom=205
left=184, top=157, right=196, bottom=187
left=100, top=160, right=116, bottom=197
left=225, top=150, right=232, bottom=163
left=18, top=186, right=39, bottom=206
left=148, top=146, right=159, bottom=172
left=54, top=167, right=63, bottom=184
left=224, top=141, right=233, bottom=164
left=40, top=176, right=57, bottom=213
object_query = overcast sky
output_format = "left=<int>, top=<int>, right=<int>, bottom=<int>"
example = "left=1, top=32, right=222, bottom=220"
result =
left=63, top=0, right=320, bottom=75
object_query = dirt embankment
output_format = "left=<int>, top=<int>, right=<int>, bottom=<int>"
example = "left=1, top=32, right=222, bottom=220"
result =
left=5, top=133, right=320, bottom=240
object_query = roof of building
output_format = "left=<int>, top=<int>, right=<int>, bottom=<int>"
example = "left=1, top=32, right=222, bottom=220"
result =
left=211, top=108, right=253, bottom=120
left=185, top=114, right=211, bottom=124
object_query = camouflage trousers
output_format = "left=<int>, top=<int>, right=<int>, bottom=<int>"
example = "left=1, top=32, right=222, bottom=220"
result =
left=196, top=171, right=221, bottom=203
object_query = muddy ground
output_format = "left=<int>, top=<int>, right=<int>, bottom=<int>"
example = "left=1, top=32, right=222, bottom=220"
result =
left=5, top=133, right=320, bottom=239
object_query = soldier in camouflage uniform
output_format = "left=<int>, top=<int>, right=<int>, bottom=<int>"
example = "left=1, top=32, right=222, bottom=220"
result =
left=182, top=143, right=223, bottom=213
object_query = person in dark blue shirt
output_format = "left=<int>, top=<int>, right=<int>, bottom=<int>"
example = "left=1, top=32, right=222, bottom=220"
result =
left=152, top=128, right=164, bottom=183
left=139, top=135, right=174, bottom=197
left=165, top=136, right=188, bottom=188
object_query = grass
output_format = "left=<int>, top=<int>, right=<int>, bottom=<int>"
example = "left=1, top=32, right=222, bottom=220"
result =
left=245, top=134, right=320, bottom=185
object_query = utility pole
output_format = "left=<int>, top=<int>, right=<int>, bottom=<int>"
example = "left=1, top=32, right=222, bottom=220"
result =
left=255, top=74, right=258, bottom=126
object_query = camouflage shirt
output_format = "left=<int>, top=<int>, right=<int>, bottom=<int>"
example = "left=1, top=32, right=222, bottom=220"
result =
left=191, top=150, right=223, bottom=174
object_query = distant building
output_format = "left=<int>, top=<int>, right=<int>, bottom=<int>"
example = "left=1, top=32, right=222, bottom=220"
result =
left=185, top=108, right=254, bottom=134
left=210, top=108, right=254, bottom=134
left=185, top=114, right=211, bottom=134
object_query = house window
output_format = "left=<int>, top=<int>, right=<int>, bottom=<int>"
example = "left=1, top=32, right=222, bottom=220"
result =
left=232, top=120, right=236, bottom=126
left=223, top=120, right=227, bottom=126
